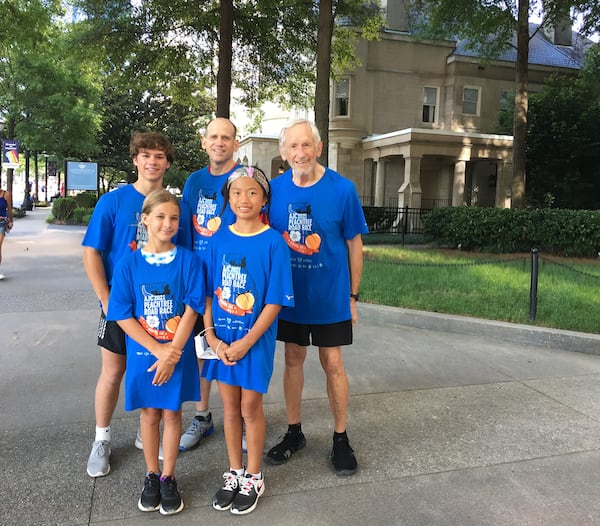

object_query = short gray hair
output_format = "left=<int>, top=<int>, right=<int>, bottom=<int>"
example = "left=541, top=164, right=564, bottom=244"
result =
left=278, top=119, right=321, bottom=148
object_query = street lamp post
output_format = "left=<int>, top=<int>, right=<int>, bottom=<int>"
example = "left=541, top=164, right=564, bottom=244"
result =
left=44, top=154, right=48, bottom=203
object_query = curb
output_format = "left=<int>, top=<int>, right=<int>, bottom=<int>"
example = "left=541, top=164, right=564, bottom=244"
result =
left=359, top=303, right=600, bottom=355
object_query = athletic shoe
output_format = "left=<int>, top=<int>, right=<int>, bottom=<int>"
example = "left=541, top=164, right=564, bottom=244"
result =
left=212, top=470, right=241, bottom=511
left=135, top=428, right=163, bottom=461
left=179, top=413, right=215, bottom=451
left=159, top=476, right=184, bottom=515
left=265, top=430, right=306, bottom=465
left=138, top=472, right=161, bottom=512
left=87, top=440, right=111, bottom=477
left=331, top=435, right=358, bottom=476
left=0, top=274, right=5, bottom=280
left=230, top=473, right=265, bottom=515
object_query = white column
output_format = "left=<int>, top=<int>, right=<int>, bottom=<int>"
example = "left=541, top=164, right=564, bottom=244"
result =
left=397, top=156, right=422, bottom=208
left=374, top=159, right=386, bottom=206
left=452, top=160, right=467, bottom=206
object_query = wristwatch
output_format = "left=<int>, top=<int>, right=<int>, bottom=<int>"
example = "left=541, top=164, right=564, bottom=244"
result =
left=350, top=293, right=360, bottom=301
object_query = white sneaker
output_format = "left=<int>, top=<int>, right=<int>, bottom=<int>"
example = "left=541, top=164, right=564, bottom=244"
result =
left=0, top=274, right=5, bottom=280
left=135, top=428, right=164, bottom=461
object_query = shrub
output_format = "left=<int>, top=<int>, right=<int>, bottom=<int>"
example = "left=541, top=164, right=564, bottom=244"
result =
left=52, top=197, right=77, bottom=222
left=71, top=207, right=91, bottom=224
left=423, top=207, right=600, bottom=257
left=74, top=192, right=97, bottom=209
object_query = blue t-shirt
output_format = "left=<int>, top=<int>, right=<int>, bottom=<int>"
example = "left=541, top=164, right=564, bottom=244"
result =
left=107, top=247, right=205, bottom=411
left=0, top=191, right=8, bottom=219
left=269, top=168, right=368, bottom=325
left=181, top=165, right=239, bottom=254
left=202, top=225, right=294, bottom=394
left=81, top=184, right=186, bottom=287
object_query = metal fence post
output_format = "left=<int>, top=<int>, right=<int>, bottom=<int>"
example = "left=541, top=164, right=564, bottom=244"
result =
left=529, top=248, right=539, bottom=321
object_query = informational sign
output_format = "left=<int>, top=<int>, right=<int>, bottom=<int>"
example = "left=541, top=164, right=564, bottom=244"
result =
left=2, top=140, right=20, bottom=169
left=66, top=161, right=98, bottom=191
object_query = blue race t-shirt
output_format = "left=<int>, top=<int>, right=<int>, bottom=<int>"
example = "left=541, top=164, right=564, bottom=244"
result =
left=107, top=247, right=205, bottom=411
left=202, top=225, right=294, bottom=394
left=82, top=184, right=186, bottom=286
left=181, top=165, right=239, bottom=254
left=269, top=168, right=368, bottom=325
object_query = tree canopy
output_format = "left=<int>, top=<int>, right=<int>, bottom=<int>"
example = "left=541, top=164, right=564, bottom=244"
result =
left=526, top=45, right=600, bottom=209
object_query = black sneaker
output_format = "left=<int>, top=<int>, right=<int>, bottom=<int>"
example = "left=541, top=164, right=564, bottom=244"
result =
left=331, top=436, right=357, bottom=476
left=265, top=430, right=306, bottom=465
left=159, top=476, right=184, bottom=515
left=231, top=473, right=265, bottom=515
left=213, top=470, right=241, bottom=511
left=138, top=472, right=160, bottom=512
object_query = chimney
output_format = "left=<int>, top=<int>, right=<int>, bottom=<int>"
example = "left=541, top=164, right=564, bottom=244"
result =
left=542, top=12, right=572, bottom=46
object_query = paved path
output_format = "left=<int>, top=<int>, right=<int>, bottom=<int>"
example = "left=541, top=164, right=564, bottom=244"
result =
left=2, top=208, right=600, bottom=525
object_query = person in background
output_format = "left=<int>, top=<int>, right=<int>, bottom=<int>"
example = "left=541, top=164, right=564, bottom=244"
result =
left=178, top=117, right=241, bottom=452
left=108, top=189, right=205, bottom=516
left=267, top=119, right=368, bottom=476
left=0, top=185, right=13, bottom=280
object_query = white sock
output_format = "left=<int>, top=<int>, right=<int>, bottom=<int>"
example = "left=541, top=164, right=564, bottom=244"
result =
left=196, top=409, right=210, bottom=418
left=245, top=471, right=262, bottom=479
left=231, top=467, right=245, bottom=476
left=95, top=426, right=111, bottom=442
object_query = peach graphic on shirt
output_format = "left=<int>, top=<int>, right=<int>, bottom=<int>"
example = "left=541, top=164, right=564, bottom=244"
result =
left=305, top=232, right=321, bottom=251
left=235, top=292, right=255, bottom=311
left=165, top=315, right=181, bottom=335
left=207, top=216, right=221, bottom=232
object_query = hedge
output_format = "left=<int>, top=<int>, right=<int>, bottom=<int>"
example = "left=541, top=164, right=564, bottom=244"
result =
left=422, top=207, right=600, bottom=257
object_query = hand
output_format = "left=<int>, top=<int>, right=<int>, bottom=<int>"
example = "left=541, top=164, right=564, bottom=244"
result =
left=222, top=339, right=251, bottom=363
left=148, top=360, right=175, bottom=386
left=216, top=341, right=237, bottom=366
left=350, top=298, right=359, bottom=324
left=156, top=342, right=182, bottom=365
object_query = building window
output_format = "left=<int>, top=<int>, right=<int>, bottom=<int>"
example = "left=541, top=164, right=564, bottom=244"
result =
left=462, top=87, right=481, bottom=115
left=499, top=89, right=513, bottom=113
left=422, top=86, right=438, bottom=123
left=334, top=78, right=350, bottom=117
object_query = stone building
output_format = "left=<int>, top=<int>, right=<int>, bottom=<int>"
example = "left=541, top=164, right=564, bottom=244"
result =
left=237, top=1, right=590, bottom=209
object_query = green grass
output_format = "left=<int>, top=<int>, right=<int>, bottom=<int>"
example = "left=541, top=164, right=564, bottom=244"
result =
left=362, top=246, right=600, bottom=334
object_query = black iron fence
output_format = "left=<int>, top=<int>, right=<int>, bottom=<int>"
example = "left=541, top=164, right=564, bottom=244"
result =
left=362, top=205, right=432, bottom=236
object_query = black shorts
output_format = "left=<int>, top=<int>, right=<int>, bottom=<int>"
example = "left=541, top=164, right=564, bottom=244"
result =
left=277, top=319, right=353, bottom=348
left=97, top=310, right=126, bottom=355
left=193, top=316, right=205, bottom=337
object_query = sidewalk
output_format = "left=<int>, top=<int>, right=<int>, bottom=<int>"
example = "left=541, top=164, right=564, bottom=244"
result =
left=2, top=208, right=600, bottom=525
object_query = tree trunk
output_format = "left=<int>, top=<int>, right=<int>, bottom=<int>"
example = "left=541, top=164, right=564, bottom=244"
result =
left=315, top=0, right=334, bottom=166
left=216, top=0, right=234, bottom=118
left=511, top=0, right=530, bottom=209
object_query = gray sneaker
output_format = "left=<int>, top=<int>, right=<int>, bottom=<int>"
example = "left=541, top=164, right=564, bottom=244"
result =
left=179, top=413, right=215, bottom=451
left=87, top=440, right=111, bottom=477
left=135, top=428, right=164, bottom=461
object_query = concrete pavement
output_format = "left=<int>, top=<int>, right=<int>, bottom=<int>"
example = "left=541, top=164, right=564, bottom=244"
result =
left=2, top=208, right=600, bottom=525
